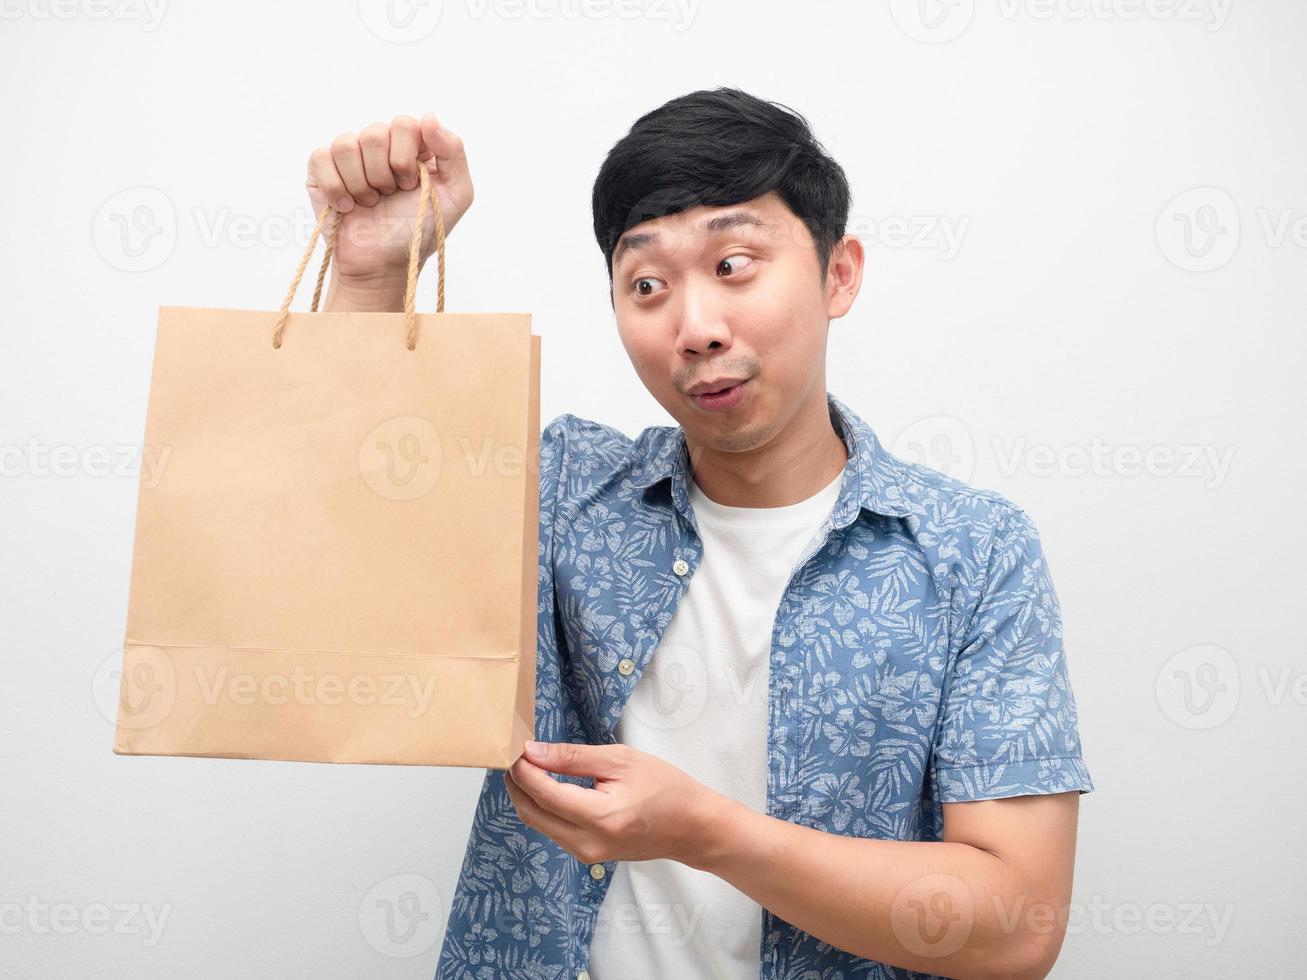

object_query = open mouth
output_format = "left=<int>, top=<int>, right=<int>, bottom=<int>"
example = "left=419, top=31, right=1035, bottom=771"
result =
left=690, top=379, right=748, bottom=411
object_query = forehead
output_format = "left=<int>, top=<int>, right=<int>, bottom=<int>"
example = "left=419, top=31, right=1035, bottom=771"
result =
left=612, top=191, right=796, bottom=268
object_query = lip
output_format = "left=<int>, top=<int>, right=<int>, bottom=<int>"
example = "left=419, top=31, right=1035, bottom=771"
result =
left=686, top=376, right=751, bottom=396
left=689, top=378, right=749, bottom=413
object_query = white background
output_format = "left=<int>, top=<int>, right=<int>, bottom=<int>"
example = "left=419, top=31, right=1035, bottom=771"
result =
left=1, top=0, right=1304, bottom=976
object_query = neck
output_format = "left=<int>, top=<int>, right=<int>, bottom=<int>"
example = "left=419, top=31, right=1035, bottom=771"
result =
left=686, top=389, right=846, bottom=508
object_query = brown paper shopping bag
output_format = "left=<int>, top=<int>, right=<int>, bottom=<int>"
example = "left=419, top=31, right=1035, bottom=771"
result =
left=114, top=165, right=539, bottom=769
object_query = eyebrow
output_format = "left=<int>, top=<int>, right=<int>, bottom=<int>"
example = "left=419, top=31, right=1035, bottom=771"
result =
left=612, top=211, right=772, bottom=270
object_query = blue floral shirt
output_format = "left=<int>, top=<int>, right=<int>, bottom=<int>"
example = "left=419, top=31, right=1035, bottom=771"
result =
left=435, top=391, right=1094, bottom=979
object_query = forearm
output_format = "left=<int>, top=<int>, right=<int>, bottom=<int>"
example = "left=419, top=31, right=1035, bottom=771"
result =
left=689, top=795, right=1052, bottom=980
left=321, top=272, right=409, bottom=313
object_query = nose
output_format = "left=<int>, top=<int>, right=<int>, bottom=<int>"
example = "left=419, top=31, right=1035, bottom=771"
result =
left=674, top=279, right=733, bottom=358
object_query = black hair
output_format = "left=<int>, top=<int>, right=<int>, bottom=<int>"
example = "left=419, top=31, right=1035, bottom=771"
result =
left=591, top=87, right=851, bottom=288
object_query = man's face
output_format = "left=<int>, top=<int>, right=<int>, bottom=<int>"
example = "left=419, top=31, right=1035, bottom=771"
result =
left=610, top=190, right=861, bottom=454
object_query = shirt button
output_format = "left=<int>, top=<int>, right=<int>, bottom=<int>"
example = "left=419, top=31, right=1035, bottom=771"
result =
left=617, top=658, right=635, bottom=676
left=577, top=972, right=591, bottom=980
left=589, top=863, right=606, bottom=881
left=672, top=559, right=689, bottom=576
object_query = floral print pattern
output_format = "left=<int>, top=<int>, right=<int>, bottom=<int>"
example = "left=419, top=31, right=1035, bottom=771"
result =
left=435, top=392, right=1094, bottom=979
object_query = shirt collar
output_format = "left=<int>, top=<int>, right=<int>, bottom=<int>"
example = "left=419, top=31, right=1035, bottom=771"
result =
left=629, top=391, right=913, bottom=523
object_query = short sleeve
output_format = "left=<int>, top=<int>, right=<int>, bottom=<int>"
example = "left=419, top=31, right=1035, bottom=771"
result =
left=931, top=506, right=1095, bottom=802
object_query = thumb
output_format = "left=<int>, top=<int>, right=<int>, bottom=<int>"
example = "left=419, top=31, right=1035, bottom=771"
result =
left=524, top=740, right=623, bottom=778
left=419, top=112, right=471, bottom=190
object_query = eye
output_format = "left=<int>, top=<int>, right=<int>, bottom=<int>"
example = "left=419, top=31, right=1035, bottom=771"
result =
left=716, top=254, right=755, bottom=277
left=630, top=276, right=667, bottom=297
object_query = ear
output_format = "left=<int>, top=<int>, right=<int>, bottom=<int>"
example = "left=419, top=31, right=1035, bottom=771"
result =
left=825, top=234, right=864, bottom=320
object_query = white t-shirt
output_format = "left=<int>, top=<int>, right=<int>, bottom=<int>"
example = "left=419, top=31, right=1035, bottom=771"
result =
left=586, top=468, right=844, bottom=980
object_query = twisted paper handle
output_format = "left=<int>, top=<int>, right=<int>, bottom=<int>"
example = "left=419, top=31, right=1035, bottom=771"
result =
left=272, top=162, right=446, bottom=350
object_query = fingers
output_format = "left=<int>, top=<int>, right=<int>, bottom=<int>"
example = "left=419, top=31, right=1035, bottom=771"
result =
left=305, top=146, right=345, bottom=216
left=306, top=114, right=468, bottom=215
left=358, top=122, right=397, bottom=196
left=527, top=740, right=629, bottom=780
left=509, top=756, right=604, bottom=824
left=504, top=768, right=589, bottom=856
left=388, top=115, right=422, bottom=191
left=329, top=132, right=377, bottom=208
